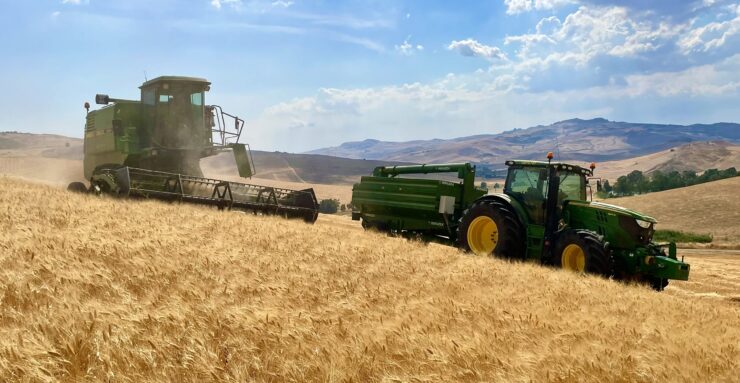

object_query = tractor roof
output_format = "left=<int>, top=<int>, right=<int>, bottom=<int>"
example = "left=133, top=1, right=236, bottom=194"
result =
left=140, top=76, right=211, bottom=89
left=505, top=160, right=593, bottom=176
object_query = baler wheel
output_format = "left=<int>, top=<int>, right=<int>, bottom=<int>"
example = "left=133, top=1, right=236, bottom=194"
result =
left=457, top=199, right=525, bottom=259
left=554, top=230, right=613, bottom=277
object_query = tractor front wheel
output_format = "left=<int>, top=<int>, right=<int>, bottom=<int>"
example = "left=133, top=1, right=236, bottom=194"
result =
left=554, top=230, right=613, bottom=277
left=457, top=199, right=524, bottom=259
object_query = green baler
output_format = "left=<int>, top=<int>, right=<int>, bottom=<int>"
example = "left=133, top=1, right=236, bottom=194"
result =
left=351, top=159, right=690, bottom=290
left=351, top=163, right=486, bottom=238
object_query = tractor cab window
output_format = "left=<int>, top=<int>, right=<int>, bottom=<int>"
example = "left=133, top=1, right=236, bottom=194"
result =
left=556, top=172, right=586, bottom=203
left=505, top=166, right=547, bottom=223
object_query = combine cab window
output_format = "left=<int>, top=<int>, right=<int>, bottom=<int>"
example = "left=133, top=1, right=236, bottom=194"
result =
left=190, top=92, right=203, bottom=106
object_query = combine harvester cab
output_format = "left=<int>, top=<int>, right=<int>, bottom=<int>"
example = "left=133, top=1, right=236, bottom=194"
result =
left=351, top=156, right=689, bottom=290
left=70, top=76, right=319, bottom=223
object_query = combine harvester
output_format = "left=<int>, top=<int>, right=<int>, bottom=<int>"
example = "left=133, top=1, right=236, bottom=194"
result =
left=351, top=156, right=690, bottom=290
left=68, top=76, right=318, bottom=222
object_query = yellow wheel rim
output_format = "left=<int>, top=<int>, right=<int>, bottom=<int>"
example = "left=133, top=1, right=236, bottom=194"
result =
left=561, top=244, right=586, bottom=272
left=467, top=216, right=499, bottom=255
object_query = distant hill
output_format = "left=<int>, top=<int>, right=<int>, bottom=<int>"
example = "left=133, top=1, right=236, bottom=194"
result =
left=574, top=141, right=740, bottom=181
left=615, top=176, right=740, bottom=247
left=307, top=118, right=740, bottom=165
left=201, top=151, right=410, bottom=184
left=2, top=126, right=739, bottom=187
left=0, top=131, right=410, bottom=186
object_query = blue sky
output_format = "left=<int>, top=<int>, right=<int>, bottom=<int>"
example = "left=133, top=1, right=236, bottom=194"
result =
left=1, top=0, right=739, bottom=152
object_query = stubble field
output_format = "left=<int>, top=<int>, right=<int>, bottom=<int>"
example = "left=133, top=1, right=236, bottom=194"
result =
left=0, top=176, right=739, bottom=382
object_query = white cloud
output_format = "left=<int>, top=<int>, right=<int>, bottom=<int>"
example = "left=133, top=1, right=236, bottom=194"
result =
left=210, top=0, right=242, bottom=10
left=504, top=0, right=575, bottom=15
left=247, top=51, right=740, bottom=151
left=271, top=0, right=293, bottom=8
left=395, top=36, right=423, bottom=56
left=448, top=39, right=508, bottom=61
left=623, top=54, right=740, bottom=97
left=62, top=0, right=88, bottom=4
left=678, top=5, right=740, bottom=53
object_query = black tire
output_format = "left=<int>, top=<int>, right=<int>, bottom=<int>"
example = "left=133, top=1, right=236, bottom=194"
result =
left=361, top=219, right=386, bottom=231
left=457, top=199, right=525, bottom=259
left=554, top=229, right=613, bottom=277
left=67, top=182, right=88, bottom=193
left=645, top=276, right=669, bottom=291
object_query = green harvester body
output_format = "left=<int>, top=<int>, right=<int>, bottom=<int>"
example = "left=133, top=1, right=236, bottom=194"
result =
left=352, top=161, right=689, bottom=287
left=74, top=76, right=319, bottom=222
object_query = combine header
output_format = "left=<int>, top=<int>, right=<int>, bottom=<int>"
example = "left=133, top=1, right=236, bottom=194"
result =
left=68, top=76, right=318, bottom=222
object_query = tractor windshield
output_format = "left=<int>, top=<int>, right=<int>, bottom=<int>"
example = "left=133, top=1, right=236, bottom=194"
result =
left=505, top=166, right=587, bottom=224
left=556, top=172, right=586, bottom=202
left=542, top=171, right=587, bottom=207
left=505, top=166, right=547, bottom=223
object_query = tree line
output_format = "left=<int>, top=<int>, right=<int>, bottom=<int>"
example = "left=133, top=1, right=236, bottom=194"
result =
left=601, top=167, right=738, bottom=196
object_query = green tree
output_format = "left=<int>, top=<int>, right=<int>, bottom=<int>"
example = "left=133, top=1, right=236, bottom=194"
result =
left=682, top=170, right=698, bottom=186
left=480, top=181, right=488, bottom=190
left=625, top=170, right=648, bottom=194
left=720, top=167, right=737, bottom=178
left=602, top=179, right=612, bottom=193
left=613, top=175, right=630, bottom=195
left=319, top=199, right=340, bottom=214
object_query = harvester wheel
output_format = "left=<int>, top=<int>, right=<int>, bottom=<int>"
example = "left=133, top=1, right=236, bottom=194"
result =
left=457, top=199, right=524, bottom=259
left=67, top=182, right=88, bottom=193
left=554, top=230, right=613, bottom=277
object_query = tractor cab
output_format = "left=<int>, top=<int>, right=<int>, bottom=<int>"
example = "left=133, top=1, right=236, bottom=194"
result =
left=503, top=160, right=591, bottom=225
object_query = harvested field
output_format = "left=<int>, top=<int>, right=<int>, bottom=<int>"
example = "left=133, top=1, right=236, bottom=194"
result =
left=1, top=176, right=739, bottom=382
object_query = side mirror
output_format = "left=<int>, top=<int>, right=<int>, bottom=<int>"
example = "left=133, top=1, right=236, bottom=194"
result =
left=95, top=94, right=110, bottom=105
left=596, top=180, right=602, bottom=192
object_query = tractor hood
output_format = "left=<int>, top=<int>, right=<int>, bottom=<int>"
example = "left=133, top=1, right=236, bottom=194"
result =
left=568, top=201, right=657, bottom=223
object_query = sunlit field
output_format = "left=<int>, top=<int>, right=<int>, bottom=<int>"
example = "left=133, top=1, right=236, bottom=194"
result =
left=1, top=177, right=738, bottom=382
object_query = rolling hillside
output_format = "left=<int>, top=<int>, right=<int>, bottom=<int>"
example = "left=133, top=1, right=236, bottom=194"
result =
left=577, top=141, right=740, bottom=181
left=614, top=176, right=740, bottom=247
left=3, top=130, right=739, bottom=191
left=308, top=118, right=740, bottom=165
left=0, top=176, right=738, bottom=382
left=0, top=131, right=409, bottom=186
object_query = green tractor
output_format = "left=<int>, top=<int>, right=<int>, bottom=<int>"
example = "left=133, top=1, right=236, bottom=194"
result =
left=351, top=156, right=689, bottom=290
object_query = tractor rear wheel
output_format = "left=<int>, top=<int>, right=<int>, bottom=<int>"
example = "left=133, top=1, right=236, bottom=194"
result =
left=554, top=230, right=613, bottom=277
left=457, top=199, right=525, bottom=259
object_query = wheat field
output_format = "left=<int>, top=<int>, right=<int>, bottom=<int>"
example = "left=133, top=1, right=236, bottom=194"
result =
left=1, top=177, right=739, bottom=382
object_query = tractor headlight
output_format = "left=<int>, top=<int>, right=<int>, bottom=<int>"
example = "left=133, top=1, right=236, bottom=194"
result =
left=636, top=219, right=652, bottom=229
